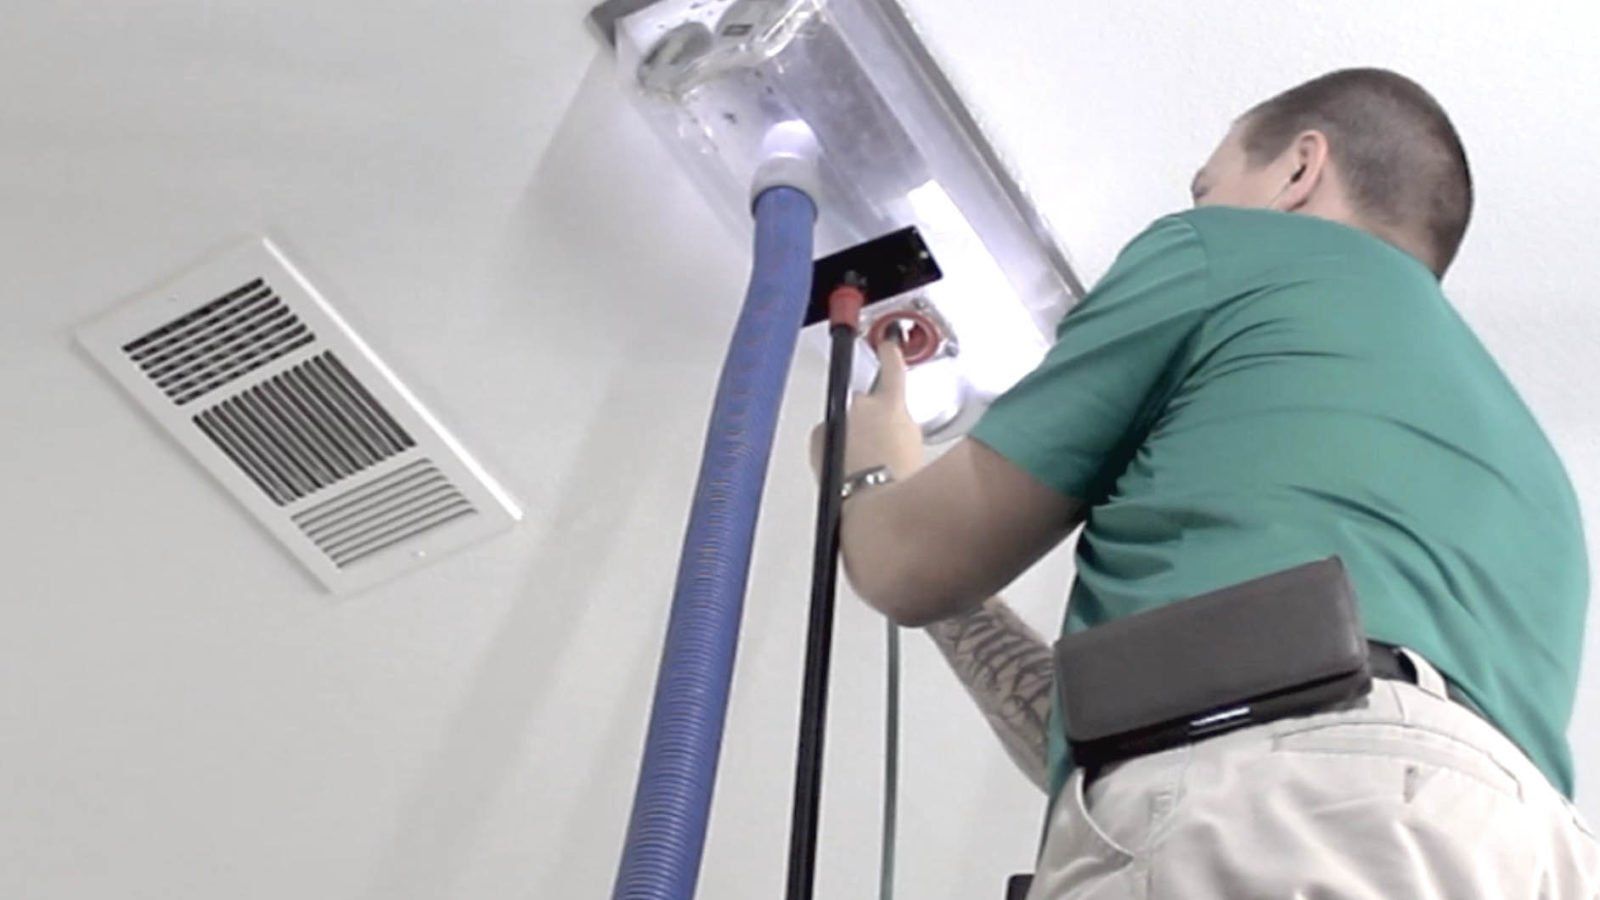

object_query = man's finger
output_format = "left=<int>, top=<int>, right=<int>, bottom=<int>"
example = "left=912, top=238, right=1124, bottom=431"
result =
left=873, top=334, right=908, bottom=400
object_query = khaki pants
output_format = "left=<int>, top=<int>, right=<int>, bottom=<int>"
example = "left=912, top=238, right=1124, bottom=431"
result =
left=1028, top=647, right=1600, bottom=899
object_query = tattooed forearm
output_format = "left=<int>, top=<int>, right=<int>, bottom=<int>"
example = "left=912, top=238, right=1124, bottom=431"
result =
left=925, top=597, right=1054, bottom=791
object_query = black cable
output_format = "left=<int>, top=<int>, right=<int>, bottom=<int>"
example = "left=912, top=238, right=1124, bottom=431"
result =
left=784, top=297, right=859, bottom=900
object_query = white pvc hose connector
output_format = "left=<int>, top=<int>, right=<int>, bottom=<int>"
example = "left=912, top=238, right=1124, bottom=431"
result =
left=751, top=119, right=823, bottom=215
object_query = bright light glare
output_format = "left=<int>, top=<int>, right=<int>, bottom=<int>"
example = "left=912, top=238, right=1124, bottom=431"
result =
left=899, top=181, right=1047, bottom=399
left=902, top=356, right=964, bottom=430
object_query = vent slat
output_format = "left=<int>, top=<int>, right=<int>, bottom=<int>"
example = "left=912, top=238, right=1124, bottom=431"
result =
left=191, top=351, right=415, bottom=506
left=309, top=482, right=461, bottom=549
left=281, top=366, right=380, bottom=468
left=123, top=279, right=314, bottom=405
left=319, top=493, right=472, bottom=558
left=301, top=357, right=396, bottom=457
left=170, top=326, right=315, bottom=405
left=247, top=384, right=342, bottom=487
left=321, top=355, right=412, bottom=451
left=296, top=465, right=448, bottom=536
left=330, top=504, right=477, bottom=567
left=171, top=331, right=317, bottom=407
left=206, top=406, right=302, bottom=504
left=123, top=279, right=266, bottom=356
left=308, top=356, right=412, bottom=454
left=195, top=411, right=293, bottom=505
left=223, top=396, right=320, bottom=497
left=290, top=458, right=477, bottom=567
left=136, top=286, right=275, bottom=370
left=150, top=300, right=293, bottom=383
left=314, top=353, right=414, bottom=453
left=293, top=471, right=447, bottom=535
left=257, top=380, right=358, bottom=480
left=291, top=459, right=437, bottom=527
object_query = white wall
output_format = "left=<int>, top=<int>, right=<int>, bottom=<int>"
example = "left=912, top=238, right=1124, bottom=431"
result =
left=0, top=1, right=1594, bottom=898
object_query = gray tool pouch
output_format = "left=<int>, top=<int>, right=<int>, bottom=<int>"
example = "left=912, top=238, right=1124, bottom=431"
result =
left=1054, top=556, right=1372, bottom=769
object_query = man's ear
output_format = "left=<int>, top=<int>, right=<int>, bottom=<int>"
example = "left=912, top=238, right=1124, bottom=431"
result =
left=1274, top=129, right=1331, bottom=212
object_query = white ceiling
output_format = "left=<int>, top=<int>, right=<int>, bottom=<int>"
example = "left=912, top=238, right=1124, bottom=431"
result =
left=1, top=1, right=1595, bottom=898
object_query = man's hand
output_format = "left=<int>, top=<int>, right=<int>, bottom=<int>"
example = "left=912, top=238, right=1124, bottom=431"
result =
left=809, top=337, right=924, bottom=482
left=805, top=333, right=1083, bottom=627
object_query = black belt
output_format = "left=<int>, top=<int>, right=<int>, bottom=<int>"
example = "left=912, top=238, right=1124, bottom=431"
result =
left=1367, top=638, right=1423, bottom=683
left=1366, top=639, right=1482, bottom=715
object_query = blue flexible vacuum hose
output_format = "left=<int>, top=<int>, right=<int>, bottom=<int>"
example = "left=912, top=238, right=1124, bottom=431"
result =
left=612, top=185, right=817, bottom=899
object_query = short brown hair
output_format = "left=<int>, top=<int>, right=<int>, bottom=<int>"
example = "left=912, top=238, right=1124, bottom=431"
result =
left=1241, top=68, right=1473, bottom=275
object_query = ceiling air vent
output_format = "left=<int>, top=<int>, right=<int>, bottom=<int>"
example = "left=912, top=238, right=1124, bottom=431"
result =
left=77, top=237, right=521, bottom=594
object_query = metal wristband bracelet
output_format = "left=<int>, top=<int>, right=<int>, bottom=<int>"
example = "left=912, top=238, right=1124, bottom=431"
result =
left=840, top=464, right=896, bottom=501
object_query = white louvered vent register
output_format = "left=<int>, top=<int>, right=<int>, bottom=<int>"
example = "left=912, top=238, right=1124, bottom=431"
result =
left=77, top=237, right=521, bottom=594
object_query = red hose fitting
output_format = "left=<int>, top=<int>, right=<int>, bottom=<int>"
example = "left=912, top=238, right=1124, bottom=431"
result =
left=827, top=283, right=867, bottom=332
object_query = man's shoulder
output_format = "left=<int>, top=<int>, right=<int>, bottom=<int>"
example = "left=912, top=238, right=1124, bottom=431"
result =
left=1164, top=207, right=1438, bottom=295
left=1169, top=205, right=1357, bottom=239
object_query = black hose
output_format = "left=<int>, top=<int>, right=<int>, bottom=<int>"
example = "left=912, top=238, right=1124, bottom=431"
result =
left=785, top=316, right=857, bottom=900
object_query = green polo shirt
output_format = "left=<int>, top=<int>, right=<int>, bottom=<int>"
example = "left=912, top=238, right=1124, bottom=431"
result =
left=970, top=206, right=1589, bottom=804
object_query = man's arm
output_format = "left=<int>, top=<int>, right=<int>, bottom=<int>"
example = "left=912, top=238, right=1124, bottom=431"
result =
left=838, top=436, right=1083, bottom=627
left=826, top=218, right=1206, bottom=625
left=924, top=596, right=1055, bottom=791
left=815, top=340, right=1084, bottom=627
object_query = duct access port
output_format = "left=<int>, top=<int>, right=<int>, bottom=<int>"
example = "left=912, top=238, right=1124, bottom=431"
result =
left=864, top=296, right=956, bottom=367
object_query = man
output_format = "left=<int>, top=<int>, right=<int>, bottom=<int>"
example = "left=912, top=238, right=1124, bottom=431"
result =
left=817, top=68, right=1599, bottom=897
